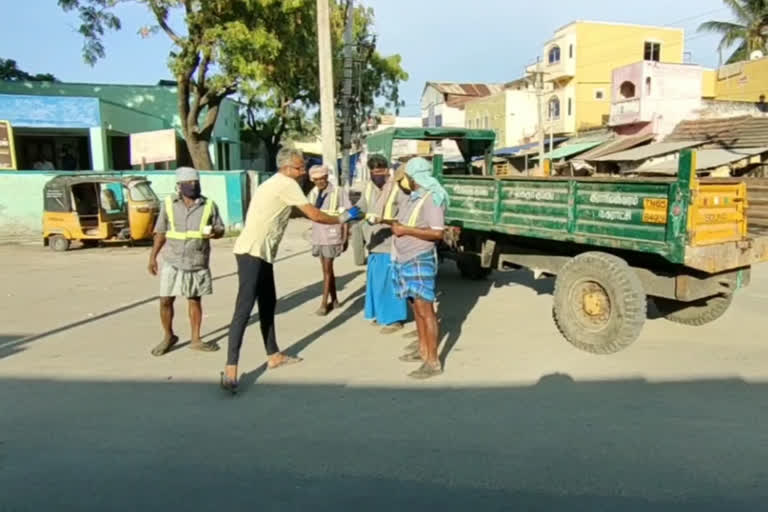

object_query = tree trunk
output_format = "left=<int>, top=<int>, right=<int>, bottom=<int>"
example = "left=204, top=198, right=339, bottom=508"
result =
left=265, top=140, right=280, bottom=173
left=186, top=129, right=213, bottom=170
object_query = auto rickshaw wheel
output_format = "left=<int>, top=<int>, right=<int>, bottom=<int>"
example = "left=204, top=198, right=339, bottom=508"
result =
left=49, top=235, right=71, bottom=252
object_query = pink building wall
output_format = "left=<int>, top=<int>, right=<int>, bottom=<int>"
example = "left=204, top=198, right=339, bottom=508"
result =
left=610, top=62, right=704, bottom=137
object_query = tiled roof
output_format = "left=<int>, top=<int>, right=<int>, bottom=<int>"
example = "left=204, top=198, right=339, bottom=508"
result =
left=665, top=116, right=768, bottom=148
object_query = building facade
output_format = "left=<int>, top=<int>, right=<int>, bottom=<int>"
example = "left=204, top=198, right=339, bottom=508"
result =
left=712, top=56, right=768, bottom=104
left=609, top=61, right=707, bottom=138
left=465, top=78, right=545, bottom=149
left=0, top=80, right=241, bottom=171
left=532, top=21, right=685, bottom=136
left=420, top=82, right=503, bottom=129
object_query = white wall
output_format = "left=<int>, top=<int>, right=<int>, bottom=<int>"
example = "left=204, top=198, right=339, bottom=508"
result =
left=505, top=89, right=539, bottom=146
left=643, top=62, right=704, bottom=137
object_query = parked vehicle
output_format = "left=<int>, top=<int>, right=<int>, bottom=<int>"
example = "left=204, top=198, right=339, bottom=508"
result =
left=366, top=127, right=768, bottom=354
left=42, top=175, right=160, bottom=251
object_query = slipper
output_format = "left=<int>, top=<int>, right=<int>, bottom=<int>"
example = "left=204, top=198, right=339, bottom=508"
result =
left=267, top=354, right=303, bottom=370
left=189, top=341, right=220, bottom=352
left=408, top=362, right=443, bottom=380
left=398, top=350, right=422, bottom=363
left=151, top=335, right=179, bottom=357
left=219, top=372, right=238, bottom=395
left=403, top=340, right=419, bottom=352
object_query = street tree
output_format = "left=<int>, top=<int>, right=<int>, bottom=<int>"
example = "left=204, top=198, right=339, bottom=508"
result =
left=0, top=58, right=57, bottom=82
left=242, top=1, right=407, bottom=171
left=699, top=0, right=768, bottom=63
left=59, top=0, right=305, bottom=170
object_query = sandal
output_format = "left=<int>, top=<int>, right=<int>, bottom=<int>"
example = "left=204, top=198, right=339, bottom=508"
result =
left=398, top=350, right=422, bottom=363
left=189, top=341, right=220, bottom=352
left=267, top=354, right=303, bottom=370
left=151, top=335, right=179, bottom=357
left=408, top=362, right=443, bottom=380
left=219, top=372, right=238, bottom=395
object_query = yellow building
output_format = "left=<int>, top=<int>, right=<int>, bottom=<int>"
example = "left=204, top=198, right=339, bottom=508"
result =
left=533, top=21, right=685, bottom=135
left=712, top=56, right=768, bottom=102
left=465, top=78, right=547, bottom=149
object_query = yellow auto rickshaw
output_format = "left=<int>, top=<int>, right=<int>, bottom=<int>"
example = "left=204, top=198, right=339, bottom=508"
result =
left=42, top=175, right=160, bottom=251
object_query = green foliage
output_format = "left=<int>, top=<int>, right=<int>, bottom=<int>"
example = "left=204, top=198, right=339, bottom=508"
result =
left=0, top=58, right=57, bottom=82
left=698, top=0, right=768, bottom=63
left=243, top=1, right=408, bottom=170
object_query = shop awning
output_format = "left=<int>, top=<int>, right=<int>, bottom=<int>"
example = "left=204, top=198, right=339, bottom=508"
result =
left=534, top=141, right=604, bottom=160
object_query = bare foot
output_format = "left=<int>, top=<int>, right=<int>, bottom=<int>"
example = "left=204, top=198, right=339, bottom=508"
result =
left=267, top=353, right=303, bottom=369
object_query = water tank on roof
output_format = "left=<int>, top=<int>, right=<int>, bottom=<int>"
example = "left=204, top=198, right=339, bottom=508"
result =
left=750, top=50, right=764, bottom=61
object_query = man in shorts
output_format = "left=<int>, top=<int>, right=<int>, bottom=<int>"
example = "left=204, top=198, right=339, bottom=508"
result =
left=148, top=167, right=225, bottom=356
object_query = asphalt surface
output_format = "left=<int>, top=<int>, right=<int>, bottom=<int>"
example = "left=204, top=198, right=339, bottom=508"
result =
left=2, top=220, right=768, bottom=511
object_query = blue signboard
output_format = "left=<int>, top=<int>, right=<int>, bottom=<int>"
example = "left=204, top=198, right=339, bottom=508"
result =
left=0, top=94, right=101, bottom=128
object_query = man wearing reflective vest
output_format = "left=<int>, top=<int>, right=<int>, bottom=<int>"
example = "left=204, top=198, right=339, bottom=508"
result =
left=390, top=157, right=448, bottom=379
left=359, top=154, right=408, bottom=334
left=148, top=167, right=225, bottom=356
left=307, top=164, right=351, bottom=316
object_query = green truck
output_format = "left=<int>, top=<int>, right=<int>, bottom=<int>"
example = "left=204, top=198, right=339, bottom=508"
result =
left=366, top=127, right=768, bottom=354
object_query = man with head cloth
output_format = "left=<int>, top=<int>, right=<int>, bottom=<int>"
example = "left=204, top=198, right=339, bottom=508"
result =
left=148, top=166, right=225, bottom=356
left=307, top=164, right=352, bottom=315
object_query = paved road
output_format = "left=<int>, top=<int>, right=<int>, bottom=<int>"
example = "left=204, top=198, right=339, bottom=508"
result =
left=2, top=221, right=768, bottom=511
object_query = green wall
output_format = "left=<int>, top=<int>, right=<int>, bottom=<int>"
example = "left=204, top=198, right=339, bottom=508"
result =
left=0, top=170, right=246, bottom=241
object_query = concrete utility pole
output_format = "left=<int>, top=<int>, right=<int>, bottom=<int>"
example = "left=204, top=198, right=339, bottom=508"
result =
left=316, top=0, right=337, bottom=177
left=535, top=57, right=545, bottom=175
left=340, top=0, right=354, bottom=187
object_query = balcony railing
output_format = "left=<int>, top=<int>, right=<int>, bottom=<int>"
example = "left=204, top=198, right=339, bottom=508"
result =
left=609, top=98, right=642, bottom=126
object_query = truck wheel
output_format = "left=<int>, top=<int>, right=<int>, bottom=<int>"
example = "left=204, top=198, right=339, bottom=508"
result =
left=350, top=222, right=366, bottom=266
left=49, top=235, right=71, bottom=252
left=654, top=294, right=733, bottom=326
left=456, top=253, right=492, bottom=280
left=553, top=252, right=646, bottom=354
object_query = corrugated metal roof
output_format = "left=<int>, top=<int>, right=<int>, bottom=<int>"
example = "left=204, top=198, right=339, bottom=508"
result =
left=428, top=82, right=504, bottom=96
left=535, top=141, right=604, bottom=160
left=633, top=147, right=768, bottom=175
left=593, top=141, right=704, bottom=162
left=578, top=133, right=655, bottom=160
left=494, top=138, right=567, bottom=156
left=665, top=116, right=768, bottom=148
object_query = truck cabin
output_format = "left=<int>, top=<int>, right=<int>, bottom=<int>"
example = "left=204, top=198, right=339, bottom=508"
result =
left=365, top=128, right=496, bottom=178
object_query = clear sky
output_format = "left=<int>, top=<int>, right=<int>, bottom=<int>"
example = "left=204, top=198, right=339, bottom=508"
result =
left=2, top=0, right=731, bottom=117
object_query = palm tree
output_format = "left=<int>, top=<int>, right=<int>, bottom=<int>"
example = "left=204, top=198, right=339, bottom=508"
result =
left=698, top=0, right=768, bottom=63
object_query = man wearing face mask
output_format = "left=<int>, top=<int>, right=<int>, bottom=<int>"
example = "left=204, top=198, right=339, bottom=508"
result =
left=359, top=154, right=408, bottom=334
left=148, top=167, right=225, bottom=356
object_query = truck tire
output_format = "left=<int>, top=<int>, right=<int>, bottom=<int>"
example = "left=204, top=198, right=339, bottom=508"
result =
left=553, top=252, right=646, bottom=355
left=654, top=294, right=733, bottom=326
left=49, top=235, right=71, bottom=252
left=350, top=222, right=366, bottom=266
left=456, top=253, right=492, bottom=280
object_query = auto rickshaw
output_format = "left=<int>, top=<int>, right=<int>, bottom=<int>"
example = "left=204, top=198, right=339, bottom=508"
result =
left=42, top=175, right=160, bottom=251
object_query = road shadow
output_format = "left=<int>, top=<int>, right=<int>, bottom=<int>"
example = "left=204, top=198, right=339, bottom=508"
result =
left=2, top=374, right=768, bottom=511
left=437, top=264, right=555, bottom=369
left=238, top=286, right=367, bottom=392
left=0, top=250, right=311, bottom=360
left=201, top=270, right=364, bottom=347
